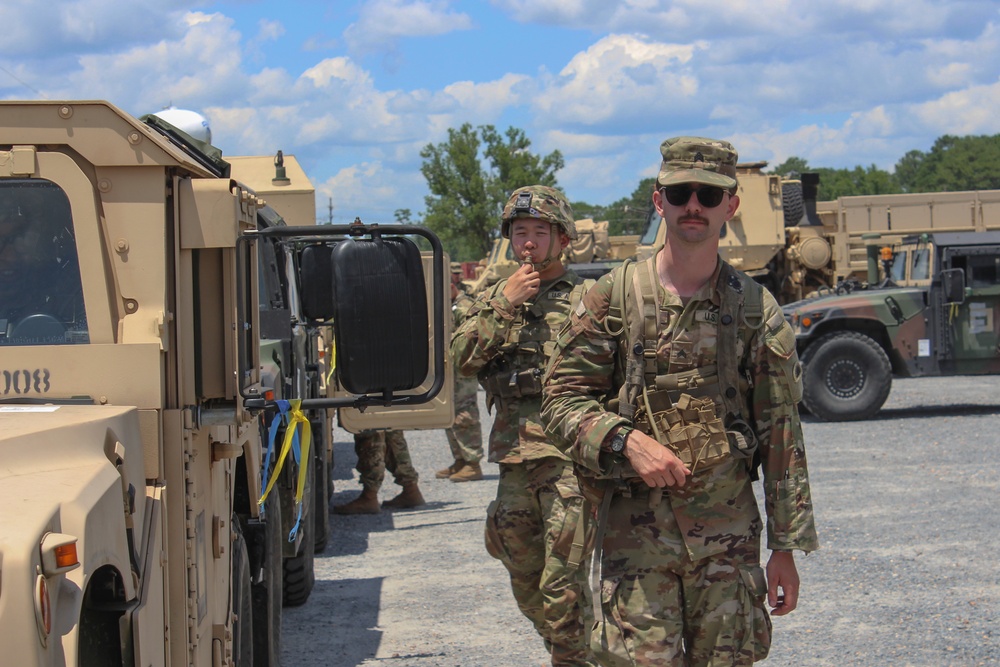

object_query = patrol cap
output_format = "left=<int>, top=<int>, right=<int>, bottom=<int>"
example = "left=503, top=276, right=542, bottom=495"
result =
left=657, top=136, right=738, bottom=190
left=449, top=261, right=463, bottom=275
left=501, top=185, right=577, bottom=240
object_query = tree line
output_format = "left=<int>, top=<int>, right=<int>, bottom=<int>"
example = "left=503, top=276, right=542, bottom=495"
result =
left=412, top=126, right=1000, bottom=262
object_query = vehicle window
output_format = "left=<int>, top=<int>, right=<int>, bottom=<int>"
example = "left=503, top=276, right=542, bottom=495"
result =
left=640, top=207, right=660, bottom=246
left=0, top=179, right=89, bottom=346
left=890, top=250, right=908, bottom=282
left=910, top=248, right=930, bottom=281
left=504, top=240, right=516, bottom=261
left=968, top=255, right=1000, bottom=288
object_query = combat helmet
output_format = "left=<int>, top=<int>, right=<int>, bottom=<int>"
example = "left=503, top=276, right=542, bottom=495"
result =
left=501, top=185, right=577, bottom=240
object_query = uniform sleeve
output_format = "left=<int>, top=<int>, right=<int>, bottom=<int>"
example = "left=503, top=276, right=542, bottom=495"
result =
left=541, top=272, right=629, bottom=473
left=450, top=281, right=519, bottom=378
left=750, top=290, right=820, bottom=553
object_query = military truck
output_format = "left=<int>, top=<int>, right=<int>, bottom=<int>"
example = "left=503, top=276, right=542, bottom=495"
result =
left=0, top=100, right=451, bottom=666
left=783, top=231, right=1000, bottom=421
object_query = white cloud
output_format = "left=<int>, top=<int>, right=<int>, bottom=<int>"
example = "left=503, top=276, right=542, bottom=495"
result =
left=343, top=0, right=475, bottom=56
left=534, top=34, right=704, bottom=129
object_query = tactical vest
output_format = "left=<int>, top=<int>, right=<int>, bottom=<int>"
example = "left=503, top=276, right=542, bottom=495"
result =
left=603, top=254, right=765, bottom=478
left=479, top=277, right=594, bottom=413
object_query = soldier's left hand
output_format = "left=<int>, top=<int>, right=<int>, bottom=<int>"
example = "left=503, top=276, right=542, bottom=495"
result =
left=766, top=550, right=799, bottom=616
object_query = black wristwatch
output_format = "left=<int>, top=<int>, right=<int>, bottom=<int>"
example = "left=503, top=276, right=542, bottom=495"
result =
left=610, top=426, right=633, bottom=455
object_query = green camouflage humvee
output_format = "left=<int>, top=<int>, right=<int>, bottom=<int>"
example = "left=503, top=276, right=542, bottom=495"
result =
left=783, top=231, right=1000, bottom=421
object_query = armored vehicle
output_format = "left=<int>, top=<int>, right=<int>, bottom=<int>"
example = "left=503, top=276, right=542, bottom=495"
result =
left=783, top=231, right=1000, bottom=421
left=0, top=100, right=450, bottom=666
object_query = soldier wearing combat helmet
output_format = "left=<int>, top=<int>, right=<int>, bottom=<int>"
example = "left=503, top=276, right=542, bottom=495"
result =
left=452, top=185, right=597, bottom=666
left=542, top=137, right=818, bottom=666
left=436, top=261, right=486, bottom=482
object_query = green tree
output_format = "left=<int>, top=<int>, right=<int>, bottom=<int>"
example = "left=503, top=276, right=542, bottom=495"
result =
left=419, top=123, right=563, bottom=261
left=770, top=156, right=811, bottom=178
left=905, top=134, right=1000, bottom=192
left=893, top=150, right=925, bottom=193
left=603, top=177, right=657, bottom=236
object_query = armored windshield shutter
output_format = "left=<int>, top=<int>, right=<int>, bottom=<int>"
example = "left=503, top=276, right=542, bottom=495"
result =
left=330, top=237, right=429, bottom=394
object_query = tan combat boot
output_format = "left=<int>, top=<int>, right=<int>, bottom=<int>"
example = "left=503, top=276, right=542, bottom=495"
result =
left=381, top=482, right=426, bottom=510
left=332, top=487, right=381, bottom=515
left=449, top=461, right=483, bottom=482
left=435, top=459, right=464, bottom=479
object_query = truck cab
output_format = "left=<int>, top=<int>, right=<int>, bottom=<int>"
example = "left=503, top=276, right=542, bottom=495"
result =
left=783, top=231, right=1000, bottom=421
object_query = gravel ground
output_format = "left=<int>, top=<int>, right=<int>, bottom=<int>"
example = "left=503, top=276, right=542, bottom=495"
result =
left=282, top=376, right=1000, bottom=667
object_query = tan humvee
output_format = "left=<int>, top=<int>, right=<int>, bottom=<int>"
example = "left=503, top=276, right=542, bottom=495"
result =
left=0, top=100, right=451, bottom=666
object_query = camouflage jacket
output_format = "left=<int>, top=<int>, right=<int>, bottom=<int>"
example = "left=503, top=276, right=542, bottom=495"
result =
left=541, top=257, right=819, bottom=559
left=452, top=269, right=587, bottom=464
left=451, top=291, right=480, bottom=405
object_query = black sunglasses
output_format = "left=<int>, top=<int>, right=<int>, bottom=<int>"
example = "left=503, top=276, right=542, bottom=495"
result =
left=661, top=184, right=727, bottom=208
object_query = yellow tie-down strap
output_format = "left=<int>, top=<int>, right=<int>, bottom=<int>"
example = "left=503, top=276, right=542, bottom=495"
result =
left=259, top=399, right=313, bottom=541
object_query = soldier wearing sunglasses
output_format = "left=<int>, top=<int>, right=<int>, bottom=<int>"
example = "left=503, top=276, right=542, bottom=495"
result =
left=542, top=137, right=818, bottom=666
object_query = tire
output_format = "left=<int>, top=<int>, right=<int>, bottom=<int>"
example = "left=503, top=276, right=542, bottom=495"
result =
left=232, top=519, right=255, bottom=667
left=782, top=181, right=805, bottom=227
left=312, top=414, right=331, bottom=553
left=801, top=331, right=892, bottom=422
left=251, top=490, right=283, bottom=667
left=282, top=473, right=316, bottom=607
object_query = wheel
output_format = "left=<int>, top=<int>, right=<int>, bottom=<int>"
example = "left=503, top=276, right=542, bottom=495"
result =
left=312, top=414, right=331, bottom=553
left=251, top=489, right=282, bottom=666
left=782, top=181, right=805, bottom=227
left=801, top=331, right=891, bottom=421
left=282, top=464, right=316, bottom=607
left=232, top=519, right=254, bottom=667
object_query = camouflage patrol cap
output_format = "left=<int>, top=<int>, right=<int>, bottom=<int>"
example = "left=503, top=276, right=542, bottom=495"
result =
left=657, top=136, right=738, bottom=190
left=501, top=185, right=577, bottom=240
left=449, top=261, right=463, bottom=275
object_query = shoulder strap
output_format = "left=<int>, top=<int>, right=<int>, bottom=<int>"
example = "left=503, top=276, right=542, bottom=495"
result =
left=717, top=263, right=765, bottom=422
left=607, top=255, right=657, bottom=422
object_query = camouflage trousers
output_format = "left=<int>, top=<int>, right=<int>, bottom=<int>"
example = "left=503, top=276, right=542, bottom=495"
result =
left=593, top=492, right=771, bottom=667
left=445, top=388, right=484, bottom=463
left=355, top=429, right=418, bottom=491
left=484, top=458, right=597, bottom=667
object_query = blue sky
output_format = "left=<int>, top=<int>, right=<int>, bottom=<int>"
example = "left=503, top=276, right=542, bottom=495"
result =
left=2, top=0, right=999, bottom=226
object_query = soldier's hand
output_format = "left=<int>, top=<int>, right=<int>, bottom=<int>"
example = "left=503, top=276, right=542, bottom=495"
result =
left=624, top=430, right=691, bottom=488
left=766, top=550, right=799, bottom=616
left=503, top=262, right=541, bottom=308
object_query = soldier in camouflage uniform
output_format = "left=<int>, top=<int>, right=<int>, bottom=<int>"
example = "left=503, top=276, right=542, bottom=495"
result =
left=332, top=429, right=425, bottom=514
left=452, top=186, right=597, bottom=667
left=437, top=264, right=486, bottom=482
left=541, top=137, right=819, bottom=666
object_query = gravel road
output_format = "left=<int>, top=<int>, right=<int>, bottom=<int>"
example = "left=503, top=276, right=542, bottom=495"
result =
left=282, top=376, right=1000, bottom=667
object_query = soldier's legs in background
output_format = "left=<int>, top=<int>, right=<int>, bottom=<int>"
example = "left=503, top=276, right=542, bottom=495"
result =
left=332, top=431, right=386, bottom=515
left=450, top=392, right=484, bottom=464
left=681, top=539, right=771, bottom=667
left=355, top=430, right=387, bottom=492
left=384, top=430, right=419, bottom=485
left=593, top=496, right=686, bottom=667
left=383, top=430, right=425, bottom=509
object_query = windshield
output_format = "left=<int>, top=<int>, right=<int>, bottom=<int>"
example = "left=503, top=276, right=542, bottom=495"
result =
left=911, top=248, right=931, bottom=281
left=889, top=250, right=907, bottom=282
left=640, top=206, right=661, bottom=246
left=0, top=179, right=88, bottom=346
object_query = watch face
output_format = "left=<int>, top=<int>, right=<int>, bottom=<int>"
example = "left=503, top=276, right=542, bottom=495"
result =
left=611, top=433, right=626, bottom=453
